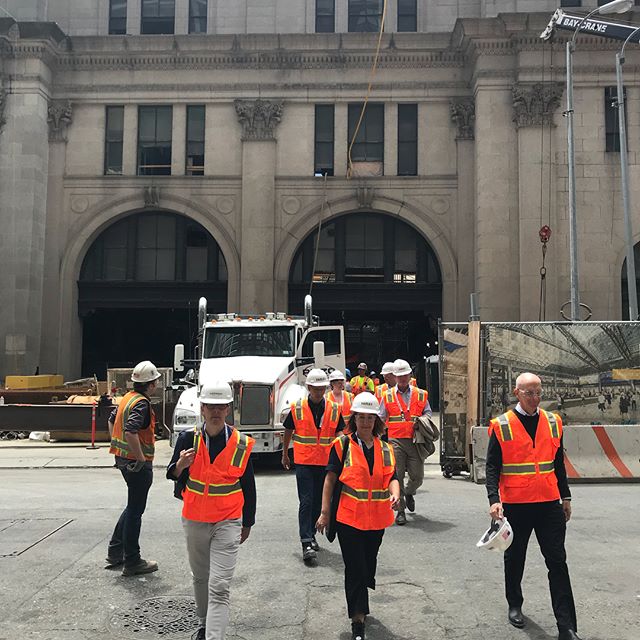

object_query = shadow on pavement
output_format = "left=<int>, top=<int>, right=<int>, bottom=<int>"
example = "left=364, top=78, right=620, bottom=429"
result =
left=403, top=513, right=456, bottom=533
left=522, top=618, right=558, bottom=640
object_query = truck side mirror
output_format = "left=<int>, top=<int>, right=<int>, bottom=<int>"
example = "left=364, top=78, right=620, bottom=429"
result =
left=174, top=344, right=185, bottom=372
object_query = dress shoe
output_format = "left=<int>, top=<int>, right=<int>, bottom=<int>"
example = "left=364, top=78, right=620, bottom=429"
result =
left=558, top=630, right=582, bottom=640
left=122, top=558, right=158, bottom=576
left=508, top=606, right=525, bottom=628
left=395, top=511, right=407, bottom=526
left=310, top=536, right=320, bottom=552
left=351, top=621, right=365, bottom=640
left=105, top=556, right=124, bottom=569
left=405, top=494, right=416, bottom=512
left=301, top=543, right=317, bottom=563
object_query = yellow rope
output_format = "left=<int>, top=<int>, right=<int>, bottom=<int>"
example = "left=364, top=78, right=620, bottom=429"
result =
left=346, top=0, right=388, bottom=180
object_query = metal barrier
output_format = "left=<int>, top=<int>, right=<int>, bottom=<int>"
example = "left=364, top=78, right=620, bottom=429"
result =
left=0, top=404, right=110, bottom=433
left=472, top=424, right=640, bottom=482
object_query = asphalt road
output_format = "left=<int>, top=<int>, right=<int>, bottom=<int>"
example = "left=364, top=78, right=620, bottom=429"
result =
left=0, top=464, right=638, bottom=640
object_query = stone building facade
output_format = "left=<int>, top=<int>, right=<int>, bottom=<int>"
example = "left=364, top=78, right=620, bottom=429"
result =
left=1, top=0, right=639, bottom=378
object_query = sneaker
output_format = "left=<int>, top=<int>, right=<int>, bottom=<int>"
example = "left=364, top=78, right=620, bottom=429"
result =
left=351, top=621, right=365, bottom=640
left=191, top=628, right=206, bottom=640
left=105, top=556, right=124, bottom=569
left=310, top=537, right=320, bottom=552
left=301, top=543, right=317, bottom=562
left=395, top=511, right=407, bottom=526
left=122, top=559, right=158, bottom=576
left=405, top=493, right=415, bottom=512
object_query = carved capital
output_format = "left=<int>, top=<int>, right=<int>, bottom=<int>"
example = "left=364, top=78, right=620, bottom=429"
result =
left=356, top=186, right=375, bottom=209
left=450, top=98, right=475, bottom=140
left=512, top=82, right=563, bottom=129
left=143, top=185, right=161, bottom=208
left=48, top=99, right=73, bottom=142
left=234, top=99, right=283, bottom=141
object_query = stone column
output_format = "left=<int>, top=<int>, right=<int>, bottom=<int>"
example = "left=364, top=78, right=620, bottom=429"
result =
left=474, top=85, right=519, bottom=321
left=450, top=97, right=476, bottom=319
left=234, top=99, right=284, bottom=314
left=512, top=82, right=563, bottom=320
left=40, top=101, right=74, bottom=373
left=0, top=86, right=51, bottom=378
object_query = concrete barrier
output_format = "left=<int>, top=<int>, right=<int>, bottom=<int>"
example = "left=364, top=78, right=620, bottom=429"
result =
left=472, top=424, right=640, bottom=482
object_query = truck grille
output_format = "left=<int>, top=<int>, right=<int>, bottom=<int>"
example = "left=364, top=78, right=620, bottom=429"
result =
left=240, top=385, right=271, bottom=426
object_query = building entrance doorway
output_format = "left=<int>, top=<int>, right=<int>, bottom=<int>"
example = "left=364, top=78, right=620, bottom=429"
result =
left=79, top=211, right=227, bottom=377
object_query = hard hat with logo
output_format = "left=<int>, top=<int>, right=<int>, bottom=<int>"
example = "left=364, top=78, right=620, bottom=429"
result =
left=199, top=381, right=233, bottom=404
left=357, top=362, right=367, bottom=370
left=476, top=518, right=514, bottom=552
left=328, top=370, right=345, bottom=382
left=306, top=368, right=329, bottom=387
left=380, top=362, right=395, bottom=375
left=131, top=361, right=162, bottom=383
left=393, top=359, right=412, bottom=377
left=350, top=392, right=380, bottom=415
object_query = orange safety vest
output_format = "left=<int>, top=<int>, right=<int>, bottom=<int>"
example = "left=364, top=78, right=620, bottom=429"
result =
left=410, top=378, right=417, bottom=387
left=109, top=391, right=156, bottom=461
left=326, top=390, right=354, bottom=422
left=490, top=409, right=562, bottom=504
left=182, top=426, right=254, bottom=523
left=334, top=434, right=396, bottom=531
left=291, top=398, right=341, bottom=466
left=375, top=383, right=389, bottom=400
left=350, top=375, right=374, bottom=396
left=382, top=386, right=429, bottom=439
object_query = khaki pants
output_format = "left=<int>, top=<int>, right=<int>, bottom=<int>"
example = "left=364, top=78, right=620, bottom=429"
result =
left=182, top=517, right=242, bottom=640
left=390, top=437, right=424, bottom=512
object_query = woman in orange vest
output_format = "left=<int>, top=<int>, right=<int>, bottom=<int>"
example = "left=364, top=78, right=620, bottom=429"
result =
left=168, top=381, right=256, bottom=640
left=316, top=392, right=400, bottom=640
left=327, top=369, right=354, bottom=428
left=107, top=360, right=161, bottom=576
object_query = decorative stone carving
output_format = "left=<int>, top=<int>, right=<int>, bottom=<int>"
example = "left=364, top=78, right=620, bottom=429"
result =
left=47, top=100, right=73, bottom=142
left=512, top=83, right=563, bottom=129
left=234, top=99, right=283, bottom=141
left=70, top=196, right=89, bottom=214
left=450, top=98, right=475, bottom=140
left=143, top=186, right=160, bottom=208
left=215, top=196, right=235, bottom=215
left=356, top=187, right=375, bottom=209
left=0, top=88, right=7, bottom=134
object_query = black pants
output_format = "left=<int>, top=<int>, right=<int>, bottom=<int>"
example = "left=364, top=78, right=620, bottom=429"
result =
left=337, top=522, right=384, bottom=618
left=504, top=501, right=577, bottom=633
left=108, top=459, right=153, bottom=567
left=295, top=464, right=325, bottom=543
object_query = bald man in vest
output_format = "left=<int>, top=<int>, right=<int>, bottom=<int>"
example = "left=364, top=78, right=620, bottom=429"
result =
left=486, top=372, right=581, bottom=640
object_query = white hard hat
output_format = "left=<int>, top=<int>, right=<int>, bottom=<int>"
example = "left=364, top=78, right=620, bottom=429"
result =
left=131, top=361, right=162, bottom=383
left=351, top=392, right=380, bottom=415
left=393, top=359, right=412, bottom=377
left=476, top=518, right=514, bottom=552
left=199, top=381, right=233, bottom=405
left=328, top=370, right=345, bottom=382
left=357, top=362, right=367, bottom=370
left=381, top=362, right=395, bottom=375
left=306, top=368, right=329, bottom=387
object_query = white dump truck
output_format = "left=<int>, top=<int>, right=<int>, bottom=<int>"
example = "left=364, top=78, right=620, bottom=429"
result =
left=171, top=295, right=345, bottom=453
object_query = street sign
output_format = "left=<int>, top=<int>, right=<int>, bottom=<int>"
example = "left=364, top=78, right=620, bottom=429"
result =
left=541, top=9, right=640, bottom=43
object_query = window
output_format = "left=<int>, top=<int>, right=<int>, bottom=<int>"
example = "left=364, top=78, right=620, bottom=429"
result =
left=348, top=0, right=383, bottom=33
left=348, top=103, right=384, bottom=167
left=397, top=0, right=416, bottom=32
left=314, top=105, right=334, bottom=176
left=605, top=86, right=626, bottom=153
left=104, top=106, right=124, bottom=175
left=141, top=0, right=175, bottom=34
left=137, top=106, right=172, bottom=175
left=204, top=327, right=295, bottom=358
left=398, top=103, right=417, bottom=176
left=109, top=0, right=127, bottom=34
left=345, top=215, right=384, bottom=281
left=189, top=0, right=207, bottom=33
left=301, top=329, right=341, bottom=357
left=316, top=0, right=335, bottom=33
left=186, top=105, right=205, bottom=176
left=136, top=214, right=176, bottom=280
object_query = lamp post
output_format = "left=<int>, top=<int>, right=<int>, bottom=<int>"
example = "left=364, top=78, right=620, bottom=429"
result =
left=565, top=0, right=633, bottom=320
left=616, top=26, right=640, bottom=320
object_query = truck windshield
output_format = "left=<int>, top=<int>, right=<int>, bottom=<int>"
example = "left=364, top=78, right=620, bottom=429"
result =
left=204, top=326, right=295, bottom=358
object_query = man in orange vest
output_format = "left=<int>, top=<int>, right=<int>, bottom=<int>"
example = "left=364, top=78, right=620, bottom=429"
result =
left=486, top=372, right=580, bottom=640
left=379, top=359, right=431, bottom=526
left=106, top=360, right=161, bottom=576
left=168, top=380, right=256, bottom=640
left=350, top=362, right=375, bottom=396
left=327, top=369, right=353, bottom=424
left=375, top=362, right=396, bottom=400
left=282, top=368, right=345, bottom=563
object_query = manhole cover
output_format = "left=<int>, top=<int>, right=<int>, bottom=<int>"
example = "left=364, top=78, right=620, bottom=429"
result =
left=108, top=596, right=199, bottom=638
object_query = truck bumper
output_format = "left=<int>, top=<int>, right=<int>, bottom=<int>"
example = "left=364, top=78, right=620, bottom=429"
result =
left=239, top=429, right=285, bottom=453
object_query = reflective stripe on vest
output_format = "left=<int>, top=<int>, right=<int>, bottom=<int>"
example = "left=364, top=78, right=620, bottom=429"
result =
left=109, top=391, right=155, bottom=460
left=496, top=414, right=513, bottom=442
left=547, top=412, right=559, bottom=439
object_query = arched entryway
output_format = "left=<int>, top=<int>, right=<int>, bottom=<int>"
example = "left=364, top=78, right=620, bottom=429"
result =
left=79, top=211, right=227, bottom=376
left=288, top=212, right=442, bottom=382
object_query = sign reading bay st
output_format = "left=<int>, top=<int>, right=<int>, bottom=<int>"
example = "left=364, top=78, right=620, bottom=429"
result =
left=541, top=9, right=640, bottom=43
